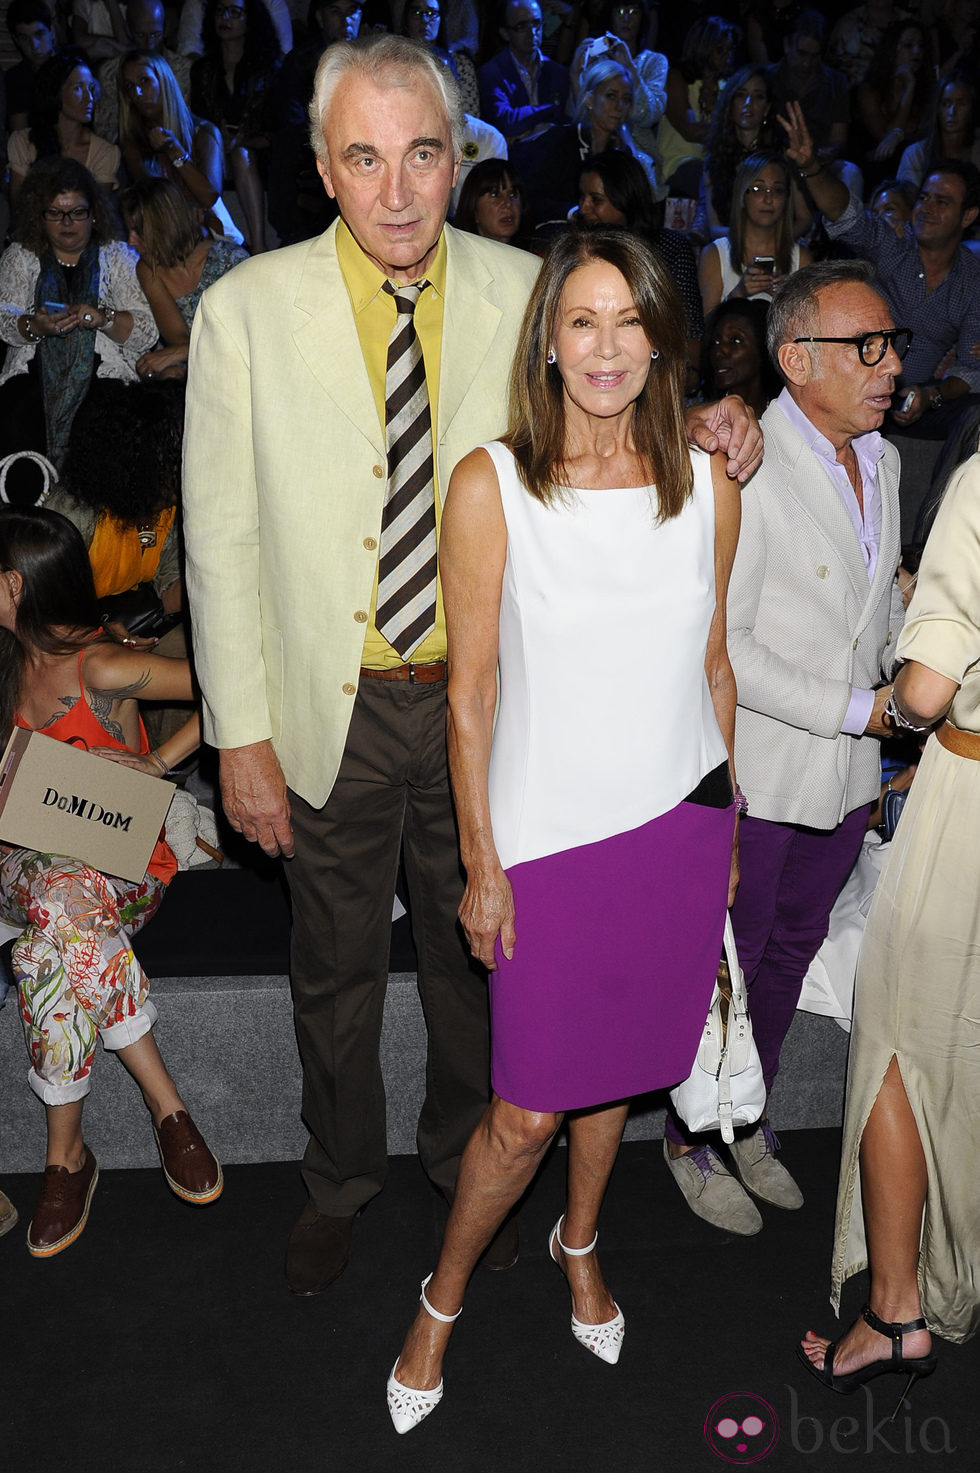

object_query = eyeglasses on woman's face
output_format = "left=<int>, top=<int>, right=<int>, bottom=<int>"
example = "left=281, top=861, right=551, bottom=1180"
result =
left=746, top=182, right=787, bottom=199
left=43, top=205, right=92, bottom=223
left=217, top=4, right=246, bottom=18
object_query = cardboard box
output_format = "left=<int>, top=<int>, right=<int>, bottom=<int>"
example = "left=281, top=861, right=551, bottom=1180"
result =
left=0, top=728, right=175, bottom=884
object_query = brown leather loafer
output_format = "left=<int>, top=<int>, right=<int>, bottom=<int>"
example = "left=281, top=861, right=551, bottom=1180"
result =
left=153, top=1111, right=223, bottom=1204
left=0, top=1189, right=18, bottom=1239
left=285, top=1202, right=354, bottom=1295
left=27, top=1147, right=99, bottom=1258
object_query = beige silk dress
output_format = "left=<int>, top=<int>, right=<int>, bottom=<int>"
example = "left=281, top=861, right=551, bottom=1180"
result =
left=830, top=453, right=980, bottom=1343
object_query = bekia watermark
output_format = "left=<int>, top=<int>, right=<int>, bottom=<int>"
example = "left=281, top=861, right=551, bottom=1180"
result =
left=704, top=1393, right=779, bottom=1464
left=704, top=1388, right=955, bottom=1461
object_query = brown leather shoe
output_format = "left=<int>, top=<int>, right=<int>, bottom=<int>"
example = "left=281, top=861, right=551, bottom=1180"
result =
left=27, top=1148, right=99, bottom=1258
left=0, top=1188, right=20, bottom=1240
left=153, top=1111, right=223, bottom=1204
left=285, top=1202, right=354, bottom=1295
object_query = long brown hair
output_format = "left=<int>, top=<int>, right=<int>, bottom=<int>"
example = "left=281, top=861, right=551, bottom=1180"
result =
left=506, top=228, right=692, bottom=518
left=729, top=150, right=795, bottom=275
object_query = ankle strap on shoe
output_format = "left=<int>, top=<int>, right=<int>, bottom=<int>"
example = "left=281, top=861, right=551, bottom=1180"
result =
left=862, top=1303, right=928, bottom=1358
left=420, top=1273, right=462, bottom=1324
left=555, top=1214, right=599, bottom=1257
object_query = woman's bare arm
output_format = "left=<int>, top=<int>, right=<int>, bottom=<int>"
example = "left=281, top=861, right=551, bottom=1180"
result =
left=707, top=452, right=742, bottom=903
left=442, top=446, right=512, bottom=968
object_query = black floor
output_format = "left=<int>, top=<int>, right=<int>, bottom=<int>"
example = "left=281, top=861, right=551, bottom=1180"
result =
left=3, top=1132, right=977, bottom=1472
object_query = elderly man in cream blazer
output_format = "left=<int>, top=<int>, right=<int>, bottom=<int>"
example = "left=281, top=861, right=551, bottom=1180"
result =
left=183, top=35, right=542, bottom=1298
left=183, top=32, right=762, bottom=1298
left=664, top=260, right=907, bottom=1235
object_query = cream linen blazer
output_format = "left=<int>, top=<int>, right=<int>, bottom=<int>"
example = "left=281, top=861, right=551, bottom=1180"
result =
left=182, top=222, right=541, bottom=807
left=727, top=401, right=905, bottom=830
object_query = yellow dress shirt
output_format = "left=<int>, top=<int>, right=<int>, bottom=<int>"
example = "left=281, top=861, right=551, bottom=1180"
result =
left=336, top=222, right=448, bottom=669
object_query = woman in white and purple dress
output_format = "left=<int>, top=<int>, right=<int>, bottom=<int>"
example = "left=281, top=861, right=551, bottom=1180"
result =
left=388, top=227, right=742, bottom=1432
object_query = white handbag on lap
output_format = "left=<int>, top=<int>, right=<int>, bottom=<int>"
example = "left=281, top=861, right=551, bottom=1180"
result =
left=669, top=914, right=766, bottom=1143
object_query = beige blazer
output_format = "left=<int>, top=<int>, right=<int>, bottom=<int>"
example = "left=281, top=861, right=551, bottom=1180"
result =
left=728, top=401, right=905, bottom=830
left=182, top=222, right=540, bottom=807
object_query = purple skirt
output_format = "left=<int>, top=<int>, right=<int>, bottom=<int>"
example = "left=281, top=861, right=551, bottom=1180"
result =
left=490, top=799, right=734, bottom=1112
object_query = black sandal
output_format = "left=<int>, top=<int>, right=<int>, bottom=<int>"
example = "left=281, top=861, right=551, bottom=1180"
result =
left=796, top=1304, right=937, bottom=1417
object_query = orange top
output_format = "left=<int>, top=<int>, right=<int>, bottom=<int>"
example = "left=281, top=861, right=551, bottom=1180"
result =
left=87, top=507, right=176, bottom=600
left=15, top=644, right=177, bottom=885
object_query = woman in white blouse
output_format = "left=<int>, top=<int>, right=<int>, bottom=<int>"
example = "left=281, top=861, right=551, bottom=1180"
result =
left=0, top=157, right=155, bottom=468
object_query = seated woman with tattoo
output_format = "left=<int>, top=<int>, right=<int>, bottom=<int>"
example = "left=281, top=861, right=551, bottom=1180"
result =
left=0, top=504, right=222, bottom=1260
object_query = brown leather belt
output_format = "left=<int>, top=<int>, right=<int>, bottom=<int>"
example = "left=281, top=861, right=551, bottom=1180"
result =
left=358, top=660, right=447, bottom=684
left=936, top=721, right=980, bottom=760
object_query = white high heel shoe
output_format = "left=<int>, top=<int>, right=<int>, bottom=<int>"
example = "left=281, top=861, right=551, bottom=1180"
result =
left=386, top=1274, right=462, bottom=1435
left=548, top=1215, right=626, bottom=1365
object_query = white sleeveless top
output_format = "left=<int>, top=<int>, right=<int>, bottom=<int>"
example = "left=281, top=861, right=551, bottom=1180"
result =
left=484, top=441, right=728, bottom=870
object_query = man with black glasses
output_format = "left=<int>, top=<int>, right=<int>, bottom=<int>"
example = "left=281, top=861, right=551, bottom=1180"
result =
left=664, top=260, right=906, bottom=1235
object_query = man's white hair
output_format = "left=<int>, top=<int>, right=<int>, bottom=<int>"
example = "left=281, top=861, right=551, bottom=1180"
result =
left=308, top=33, right=464, bottom=165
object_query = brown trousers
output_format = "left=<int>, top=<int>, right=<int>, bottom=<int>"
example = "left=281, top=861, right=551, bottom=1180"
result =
left=284, top=676, right=491, bottom=1216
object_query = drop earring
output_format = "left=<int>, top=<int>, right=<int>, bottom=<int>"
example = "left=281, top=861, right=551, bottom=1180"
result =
left=546, top=349, right=557, bottom=364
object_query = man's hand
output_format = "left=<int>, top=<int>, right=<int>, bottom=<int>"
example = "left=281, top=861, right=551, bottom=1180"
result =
left=219, top=739, right=294, bottom=857
left=777, top=99, right=815, bottom=171
left=891, top=385, right=932, bottom=426
left=685, top=395, right=764, bottom=483
left=865, top=684, right=896, bottom=738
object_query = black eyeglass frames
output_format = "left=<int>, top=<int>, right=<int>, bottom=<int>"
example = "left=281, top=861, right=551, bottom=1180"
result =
left=791, top=328, right=913, bottom=366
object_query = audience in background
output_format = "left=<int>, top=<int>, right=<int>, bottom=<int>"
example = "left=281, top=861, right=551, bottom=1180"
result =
left=453, top=157, right=526, bottom=246
left=120, top=50, right=243, bottom=245
left=852, top=19, right=931, bottom=191
left=766, top=11, right=853, bottom=190
left=700, top=297, right=779, bottom=416
left=178, top=0, right=292, bottom=58
left=0, top=158, right=154, bottom=469
left=93, top=0, right=192, bottom=143
left=658, top=14, right=738, bottom=198
left=699, top=149, right=810, bottom=315
left=828, top=0, right=909, bottom=89
left=784, top=102, right=980, bottom=440
left=401, top=0, right=478, bottom=113
left=570, top=1, right=667, bottom=160
left=5, top=0, right=57, bottom=133
left=190, top=0, right=283, bottom=251
left=898, top=72, right=980, bottom=194
left=121, top=176, right=248, bottom=379
left=478, top=0, right=570, bottom=144
left=700, top=64, right=774, bottom=236
left=8, top=47, right=121, bottom=200
left=869, top=177, right=916, bottom=238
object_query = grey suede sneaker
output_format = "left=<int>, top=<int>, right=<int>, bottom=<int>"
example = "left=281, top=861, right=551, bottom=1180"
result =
left=728, top=1122, right=804, bottom=1210
left=663, top=1140, right=763, bottom=1236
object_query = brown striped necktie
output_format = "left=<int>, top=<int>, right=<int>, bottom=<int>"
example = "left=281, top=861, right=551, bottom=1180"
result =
left=377, top=279, right=437, bottom=660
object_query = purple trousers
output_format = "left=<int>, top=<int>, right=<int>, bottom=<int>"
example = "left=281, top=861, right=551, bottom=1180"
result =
left=665, top=805, right=869, bottom=1145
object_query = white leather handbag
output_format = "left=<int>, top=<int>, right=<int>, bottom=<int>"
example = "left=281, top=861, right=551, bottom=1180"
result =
left=669, top=914, right=766, bottom=1144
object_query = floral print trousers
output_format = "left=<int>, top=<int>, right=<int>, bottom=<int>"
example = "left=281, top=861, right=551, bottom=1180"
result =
left=0, top=849, right=165, bottom=1106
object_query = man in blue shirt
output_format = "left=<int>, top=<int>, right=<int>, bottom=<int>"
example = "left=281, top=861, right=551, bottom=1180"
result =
left=783, top=100, right=980, bottom=438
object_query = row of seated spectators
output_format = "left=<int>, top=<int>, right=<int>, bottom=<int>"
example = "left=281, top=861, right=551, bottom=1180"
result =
left=2, top=0, right=980, bottom=552
left=3, top=1, right=980, bottom=242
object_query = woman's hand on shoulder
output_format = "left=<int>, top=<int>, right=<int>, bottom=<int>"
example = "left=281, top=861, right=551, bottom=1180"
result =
left=458, top=860, right=516, bottom=969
